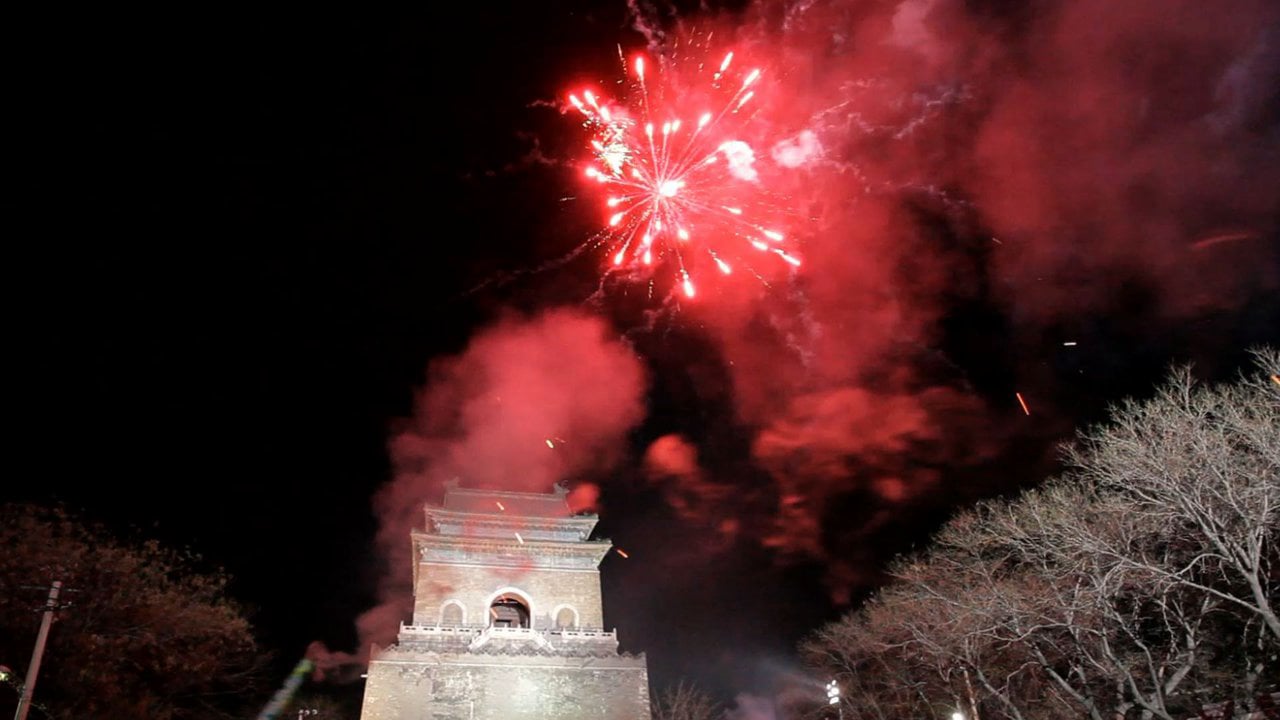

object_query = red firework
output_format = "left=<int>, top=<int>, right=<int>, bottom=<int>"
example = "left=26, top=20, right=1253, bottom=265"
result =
left=568, top=44, right=800, bottom=298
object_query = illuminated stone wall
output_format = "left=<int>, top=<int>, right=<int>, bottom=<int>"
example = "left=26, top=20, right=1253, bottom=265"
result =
left=411, top=563, right=605, bottom=629
left=361, top=649, right=651, bottom=720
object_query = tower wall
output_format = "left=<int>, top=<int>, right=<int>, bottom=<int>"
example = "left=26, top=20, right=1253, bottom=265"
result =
left=362, top=650, right=651, bottom=720
left=412, top=563, right=605, bottom=629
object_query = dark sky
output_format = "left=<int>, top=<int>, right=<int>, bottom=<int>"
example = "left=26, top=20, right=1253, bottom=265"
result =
left=8, top=0, right=1280, bottom=713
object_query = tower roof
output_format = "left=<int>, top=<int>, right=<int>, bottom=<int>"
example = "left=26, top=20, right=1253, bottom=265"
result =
left=440, top=481, right=579, bottom=518
left=423, top=481, right=601, bottom=542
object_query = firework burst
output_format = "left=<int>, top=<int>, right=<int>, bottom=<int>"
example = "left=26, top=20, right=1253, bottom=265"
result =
left=568, top=43, right=800, bottom=299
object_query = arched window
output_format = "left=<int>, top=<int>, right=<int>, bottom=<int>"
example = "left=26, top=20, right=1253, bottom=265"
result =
left=489, top=594, right=530, bottom=628
left=440, top=601, right=465, bottom=626
left=554, top=605, right=579, bottom=629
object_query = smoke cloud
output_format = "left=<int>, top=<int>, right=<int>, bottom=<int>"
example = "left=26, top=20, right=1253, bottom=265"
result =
left=628, top=0, right=1279, bottom=606
left=357, top=308, right=647, bottom=651
left=643, top=433, right=739, bottom=546
left=770, top=129, right=822, bottom=168
left=719, top=140, right=761, bottom=182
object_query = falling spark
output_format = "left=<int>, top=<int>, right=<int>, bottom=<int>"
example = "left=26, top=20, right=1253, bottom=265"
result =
left=495, top=501, right=506, bottom=511
left=515, top=532, right=525, bottom=544
left=615, top=548, right=630, bottom=558
left=1062, top=341, right=1078, bottom=347
left=1016, top=392, right=1031, bottom=416
left=775, top=249, right=801, bottom=267
left=1191, top=231, right=1257, bottom=250
left=566, top=40, right=797, bottom=296
left=1271, top=374, right=1280, bottom=388
left=545, top=439, right=556, bottom=449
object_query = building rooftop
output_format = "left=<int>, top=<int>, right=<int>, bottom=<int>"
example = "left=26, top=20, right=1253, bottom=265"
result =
left=438, top=480, right=586, bottom=519
left=418, top=480, right=606, bottom=557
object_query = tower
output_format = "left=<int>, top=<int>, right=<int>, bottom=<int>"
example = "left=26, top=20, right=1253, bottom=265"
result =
left=359, top=481, right=652, bottom=719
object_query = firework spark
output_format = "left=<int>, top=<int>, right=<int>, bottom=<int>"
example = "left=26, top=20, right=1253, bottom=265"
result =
left=568, top=43, right=799, bottom=298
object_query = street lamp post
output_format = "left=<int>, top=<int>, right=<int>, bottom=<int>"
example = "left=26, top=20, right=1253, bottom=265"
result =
left=826, top=679, right=842, bottom=720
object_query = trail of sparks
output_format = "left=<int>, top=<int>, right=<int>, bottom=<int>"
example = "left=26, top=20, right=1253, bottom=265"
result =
left=568, top=43, right=799, bottom=298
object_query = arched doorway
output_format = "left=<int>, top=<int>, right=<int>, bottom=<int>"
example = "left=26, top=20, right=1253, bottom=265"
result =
left=489, top=594, right=530, bottom=628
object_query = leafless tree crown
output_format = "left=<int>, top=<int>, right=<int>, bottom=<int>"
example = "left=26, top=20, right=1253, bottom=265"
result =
left=803, top=348, right=1279, bottom=719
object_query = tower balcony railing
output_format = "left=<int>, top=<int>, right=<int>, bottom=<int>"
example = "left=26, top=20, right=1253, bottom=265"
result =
left=547, top=627, right=616, bottom=640
left=398, top=622, right=479, bottom=636
left=398, top=622, right=616, bottom=641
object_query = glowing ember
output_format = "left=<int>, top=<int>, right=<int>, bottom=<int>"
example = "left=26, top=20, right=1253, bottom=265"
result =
left=1016, top=392, right=1031, bottom=416
left=615, top=548, right=630, bottom=558
left=514, top=532, right=525, bottom=544
left=567, top=40, right=799, bottom=298
left=495, top=501, right=505, bottom=511
left=1271, top=374, right=1280, bottom=388
left=545, top=439, right=555, bottom=448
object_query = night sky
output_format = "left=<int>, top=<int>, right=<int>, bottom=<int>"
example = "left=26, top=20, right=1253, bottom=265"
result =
left=8, top=0, right=1279, bottom=713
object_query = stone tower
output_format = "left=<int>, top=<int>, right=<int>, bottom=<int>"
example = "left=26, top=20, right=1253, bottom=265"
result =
left=359, top=481, right=652, bottom=720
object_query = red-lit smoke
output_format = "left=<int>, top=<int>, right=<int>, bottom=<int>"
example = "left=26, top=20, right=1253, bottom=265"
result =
left=625, top=0, right=1279, bottom=598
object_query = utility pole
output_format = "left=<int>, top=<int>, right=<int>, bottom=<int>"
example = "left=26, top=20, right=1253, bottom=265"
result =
left=13, top=580, right=62, bottom=720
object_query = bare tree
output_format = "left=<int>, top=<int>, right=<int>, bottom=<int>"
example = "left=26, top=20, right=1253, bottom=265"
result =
left=942, top=492, right=1225, bottom=720
left=802, top=594, right=954, bottom=720
left=1063, top=348, right=1280, bottom=641
left=803, top=349, right=1279, bottom=716
left=653, top=680, right=722, bottom=720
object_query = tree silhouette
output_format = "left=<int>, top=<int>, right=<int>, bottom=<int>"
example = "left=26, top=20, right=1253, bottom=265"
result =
left=653, top=680, right=722, bottom=720
left=804, top=348, right=1279, bottom=718
left=0, top=504, right=267, bottom=720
